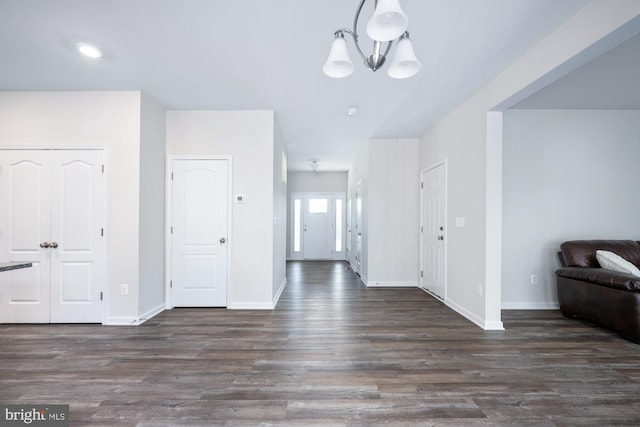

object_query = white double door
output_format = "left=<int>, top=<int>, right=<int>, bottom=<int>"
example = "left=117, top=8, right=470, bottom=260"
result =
left=421, top=163, right=446, bottom=300
left=170, top=158, right=228, bottom=307
left=0, top=149, right=105, bottom=323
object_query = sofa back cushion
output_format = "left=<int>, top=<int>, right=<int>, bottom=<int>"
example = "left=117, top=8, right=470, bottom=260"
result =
left=560, top=240, right=640, bottom=268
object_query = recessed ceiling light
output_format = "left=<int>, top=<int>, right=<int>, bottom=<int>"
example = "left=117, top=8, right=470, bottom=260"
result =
left=347, top=106, right=359, bottom=116
left=76, top=42, right=103, bottom=59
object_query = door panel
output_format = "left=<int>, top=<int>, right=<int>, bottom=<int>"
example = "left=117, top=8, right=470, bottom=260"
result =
left=171, top=159, right=228, bottom=307
left=303, top=194, right=332, bottom=259
left=50, top=151, right=104, bottom=322
left=422, top=164, right=446, bottom=300
left=0, top=151, right=51, bottom=322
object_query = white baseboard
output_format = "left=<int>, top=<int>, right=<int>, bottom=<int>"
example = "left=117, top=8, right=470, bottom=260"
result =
left=272, top=278, right=287, bottom=308
left=360, top=275, right=368, bottom=286
left=228, top=302, right=274, bottom=310
left=103, top=316, right=139, bottom=326
left=365, top=281, right=418, bottom=287
left=138, top=303, right=165, bottom=325
left=446, top=298, right=505, bottom=331
left=502, top=302, right=560, bottom=310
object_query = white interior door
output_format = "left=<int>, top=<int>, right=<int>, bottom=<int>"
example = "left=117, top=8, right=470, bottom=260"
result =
left=421, top=164, right=446, bottom=300
left=303, top=194, right=332, bottom=259
left=49, top=150, right=104, bottom=323
left=171, top=159, right=228, bottom=307
left=0, top=151, right=51, bottom=323
left=0, top=149, right=104, bottom=323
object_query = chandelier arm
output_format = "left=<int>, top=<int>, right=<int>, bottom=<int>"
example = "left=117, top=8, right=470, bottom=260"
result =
left=353, top=0, right=368, bottom=37
left=337, top=28, right=368, bottom=63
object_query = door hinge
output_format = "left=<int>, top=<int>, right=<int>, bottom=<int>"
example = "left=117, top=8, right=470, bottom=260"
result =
left=101, top=228, right=104, bottom=237
left=171, top=172, right=174, bottom=180
left=421, top=182, right=424, bottom=189
left=170, top=280, right=173, bottom=289
left=421, top=226, right=423, bottom=232
left=100, top=291, right=103, bottom=301
left=170, top=226, right=173, bottom=234
left=421, top=270, right=423, bottom=278
left=101, top=164, right=104, bottom=174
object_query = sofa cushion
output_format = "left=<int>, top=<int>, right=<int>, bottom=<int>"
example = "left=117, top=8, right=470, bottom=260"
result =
left=596, top=250, right=640, bottom=277
left=560, top=240, right=640, bottom=268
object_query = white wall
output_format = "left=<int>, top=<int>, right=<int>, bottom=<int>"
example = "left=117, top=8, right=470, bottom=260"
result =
left=502, top=109, right=640, bottom=309
left=419, top=2, right=640, bottom=330
left=348, top=139, right=419, bottom=286
left=0, top=91, right=143, bottom=322
left=272, top=121, right=287, bottom=305
left=287, top=171, right=348, bottom=193
left=366, top=139, right=419, bottom=286
left=138, top=93, right=166, bottom=319
left=166, top=110, right=276, bottom=309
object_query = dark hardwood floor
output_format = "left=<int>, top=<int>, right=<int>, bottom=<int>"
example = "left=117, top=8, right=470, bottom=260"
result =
left=2, top=260, right=640, bottom=426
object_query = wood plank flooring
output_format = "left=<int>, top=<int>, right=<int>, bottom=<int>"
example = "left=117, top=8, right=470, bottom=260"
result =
left=1, top=260, right=640, bottom=426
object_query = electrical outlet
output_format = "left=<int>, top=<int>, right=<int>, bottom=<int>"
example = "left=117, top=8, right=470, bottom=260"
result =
left=530, top=274, right=538, bottom=285
left=120, top=283, right=129, bottom=295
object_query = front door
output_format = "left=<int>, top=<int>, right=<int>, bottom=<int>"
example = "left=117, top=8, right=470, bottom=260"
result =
left=421, top=163, right=446, bottom=300
left=303, top=194, right=332, bottom=259
left=0, top=149, right=104, bottom=323
left=170, top=158, right=228, bottom=307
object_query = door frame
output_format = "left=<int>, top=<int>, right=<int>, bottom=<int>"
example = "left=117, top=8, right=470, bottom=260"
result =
left=289, top=192, right=346, bottom=261
left=165, top=155, right=233, bottom=309
left=420, top=159, right=447, bottom=301
left=0, top=146, right=108, bottom=324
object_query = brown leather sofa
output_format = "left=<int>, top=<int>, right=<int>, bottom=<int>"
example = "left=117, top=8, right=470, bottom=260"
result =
left=556, top=240, right=640, bottom=344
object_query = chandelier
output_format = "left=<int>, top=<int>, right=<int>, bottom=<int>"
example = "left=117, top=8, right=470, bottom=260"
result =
left=323, top=0, right=420, bottom=79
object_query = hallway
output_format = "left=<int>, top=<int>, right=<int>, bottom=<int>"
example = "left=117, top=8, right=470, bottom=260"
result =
left=1, top=261, right=639, bottom=426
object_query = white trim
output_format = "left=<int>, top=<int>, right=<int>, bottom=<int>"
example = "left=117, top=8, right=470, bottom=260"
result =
left=502, top=302, right=560, bottom=310
left=485, top=111, right=504, bottom=331
left=289, top=192, right=304, bottom=260
left=99, top=148, right=109, bottom=326
left=366, top=281, right=418, bottom=287
left=447, top=298, right=505, bottom=331
left=104, top=316, right=140, bottom=326
left=138, top=303, right=165, bottom=325
left=228, top=302, right=274, bottom=310
left=419, top=159, right=448, bottom=300
left=359, top=274, right=368, bottom=286
left=165, top=155, right=233, bottom=309
left=272, top=278, right=287, bottom=308
left=420, top=286, right=444, bottom=302
left=0, top=145, right=105, bottom=151
left=290, top=191, right=347, bottom=260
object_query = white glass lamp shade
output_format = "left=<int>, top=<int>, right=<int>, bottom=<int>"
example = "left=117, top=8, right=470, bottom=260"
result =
left=387, top=36, right=421, bottom=79
left=366, top=0, right=408, bottom=42
left=323, top=36, right=354, bottom=78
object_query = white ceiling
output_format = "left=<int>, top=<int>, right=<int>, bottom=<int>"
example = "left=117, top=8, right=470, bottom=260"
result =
left=0, top=0, right=591, bottom=170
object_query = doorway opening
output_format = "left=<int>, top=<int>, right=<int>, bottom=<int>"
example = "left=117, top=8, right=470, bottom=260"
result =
left=290, top=192, right=346, bottom=260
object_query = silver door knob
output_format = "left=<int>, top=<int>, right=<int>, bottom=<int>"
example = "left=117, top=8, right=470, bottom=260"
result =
left=439, top=226, right=444, bottom=231
left=40, top=242, right=51, bottom=248
left=50, top=242, right=58, bottom=249
left=219, top=238, right=226, bottom=244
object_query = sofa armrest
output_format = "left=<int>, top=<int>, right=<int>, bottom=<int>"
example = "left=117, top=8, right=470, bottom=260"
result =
left=556, top=267, right=640, bottom=292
